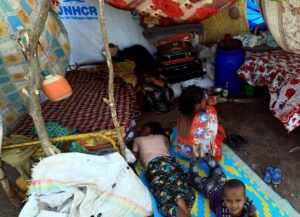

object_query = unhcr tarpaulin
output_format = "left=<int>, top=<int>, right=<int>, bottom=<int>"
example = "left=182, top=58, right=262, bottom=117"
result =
left=58, top=0, right=154, bottom=64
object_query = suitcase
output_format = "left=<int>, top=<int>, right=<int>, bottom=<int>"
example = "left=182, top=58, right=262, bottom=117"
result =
left=159, top=59, right=204, bottom=83
left=157, top=41, right=193, bottom=56
left=157, top=51, right=197, bottom=62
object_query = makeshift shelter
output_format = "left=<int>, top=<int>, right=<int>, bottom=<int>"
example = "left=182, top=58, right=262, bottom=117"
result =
left=0, top=0, right=300, bottom=216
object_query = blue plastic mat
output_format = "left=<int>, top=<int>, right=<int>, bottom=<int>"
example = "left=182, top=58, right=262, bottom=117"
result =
left=134, top=128, right=299, bottom=217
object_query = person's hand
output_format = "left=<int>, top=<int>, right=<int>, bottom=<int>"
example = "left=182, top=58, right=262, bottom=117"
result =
left=207, top=96, right=218, bottom=105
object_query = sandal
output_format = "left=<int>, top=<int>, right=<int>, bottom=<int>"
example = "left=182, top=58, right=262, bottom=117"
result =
left=264, top=166, right=274, bottom=184
left=225, top=134, right=248, bottom=150
left=272, top=168, right=282, bottom=185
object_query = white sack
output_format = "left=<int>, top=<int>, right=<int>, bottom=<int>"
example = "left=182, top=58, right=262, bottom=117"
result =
left=19, top=152, right=153, bottom=217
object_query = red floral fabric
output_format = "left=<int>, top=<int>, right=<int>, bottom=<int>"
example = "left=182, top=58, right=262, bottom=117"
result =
left=237, top=50, right=300, bottom=132
left=152, top=0, right=184, bottom=19
left=105, top=0, right=237, bottom=27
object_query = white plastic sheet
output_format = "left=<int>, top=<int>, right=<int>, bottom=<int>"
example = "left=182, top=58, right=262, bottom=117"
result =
left=59, top=0, right=154, bottom=64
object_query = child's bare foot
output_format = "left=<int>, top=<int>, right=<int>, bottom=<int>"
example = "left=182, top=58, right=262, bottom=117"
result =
left=192, top=144, right=204, bottom=160
left=199, top=144, right=204, bottom=158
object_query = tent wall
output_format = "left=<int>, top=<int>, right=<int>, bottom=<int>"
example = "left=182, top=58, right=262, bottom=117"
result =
left=58, top=0, right=155, bottom=65
left=0, top=0, right=70, bottom=134
left=246, top=0, right=264, bottom=29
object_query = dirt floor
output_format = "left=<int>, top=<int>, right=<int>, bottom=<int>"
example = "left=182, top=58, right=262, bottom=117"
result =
left=1, top=89, right=299, bottom=216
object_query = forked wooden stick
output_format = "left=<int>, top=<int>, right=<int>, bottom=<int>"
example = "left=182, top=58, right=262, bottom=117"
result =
left=98, top=0, right=126, bottom=160
left=19, top=0, right=60, bottom=156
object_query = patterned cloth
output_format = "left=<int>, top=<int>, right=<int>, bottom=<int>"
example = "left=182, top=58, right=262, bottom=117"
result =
left=146, top=156, right=195, bottom=217
left=234, top=32, right=279, bottom=48
left=0, top=0, right=70, bottom=134
left=259, top=0, right=300, bottom=54
left=32, top=122, right=78, bottom=148
left=237, top=50, right=300, bottom=132
left=177, top=106, right=225, bottom=161
left=13, top=69, right=136, bottom=136
left=105, top=0, right=237, bottom=28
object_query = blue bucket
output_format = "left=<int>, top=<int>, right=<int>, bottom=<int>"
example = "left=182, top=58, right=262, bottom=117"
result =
left=215, top=38, right=245, bottom=97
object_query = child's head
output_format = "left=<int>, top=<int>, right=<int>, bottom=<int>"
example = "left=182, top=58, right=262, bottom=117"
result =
left=179, top=86, right=207, bottom=116
left=139, top=122, right=167, bottom=137
left=223, top=179, right=247, bottom=216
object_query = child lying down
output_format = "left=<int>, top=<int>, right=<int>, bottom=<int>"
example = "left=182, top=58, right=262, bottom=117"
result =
left=133, top=122, right=195, bottom=217
left=189, top=145, right=257, bottom=217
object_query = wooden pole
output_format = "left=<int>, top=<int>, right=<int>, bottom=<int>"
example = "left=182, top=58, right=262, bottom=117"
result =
left=20, top=0, right=60, bottom=156
left=0, top=116, right=22, bottom=206
left=98, top=0, right=126, bottom=160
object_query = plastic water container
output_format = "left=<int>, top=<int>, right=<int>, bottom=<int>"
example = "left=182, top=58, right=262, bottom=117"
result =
left=42, top=71, right=72, bottom=101
left=215, top=35, right=245, bottom=97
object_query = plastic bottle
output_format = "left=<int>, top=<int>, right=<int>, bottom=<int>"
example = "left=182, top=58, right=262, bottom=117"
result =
left=222, top=82, right=229, bottom=98
left=42, top=71, right=72, bottom=101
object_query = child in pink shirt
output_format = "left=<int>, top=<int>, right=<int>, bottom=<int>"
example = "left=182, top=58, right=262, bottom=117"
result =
left=133, top=122, right=195, bottom=217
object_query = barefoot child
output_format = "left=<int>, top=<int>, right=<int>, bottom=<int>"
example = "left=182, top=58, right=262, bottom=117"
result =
left=133, top=122, right=195, bottom=217
left=177, top=86, right=225, bottom=161
left=189, top=147, right=257, bottom=217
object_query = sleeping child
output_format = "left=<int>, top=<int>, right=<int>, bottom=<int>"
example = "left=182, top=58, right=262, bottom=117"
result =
left=133, top=122, right=195, bottom=217
left=189, top=145, right=257, bottom=217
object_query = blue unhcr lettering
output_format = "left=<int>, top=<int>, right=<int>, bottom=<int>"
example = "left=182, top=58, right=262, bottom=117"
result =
left=59, top=6, right=98, bottom=16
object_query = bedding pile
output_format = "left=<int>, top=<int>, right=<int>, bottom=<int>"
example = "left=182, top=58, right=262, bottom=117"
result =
left=237, top=50, right=300, bottom=132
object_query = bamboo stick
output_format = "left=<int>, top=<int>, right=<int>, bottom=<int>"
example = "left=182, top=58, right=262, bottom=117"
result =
left=98, top=0, right=127, bottom=160
left=2, top=131, right=120, bottom=153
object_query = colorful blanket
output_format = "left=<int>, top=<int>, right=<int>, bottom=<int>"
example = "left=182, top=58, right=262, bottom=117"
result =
left=12, top=69, right=136, bottom=136
left=134, top=128, right=300, bottom=217
left=237, top=50, right=300, bottom=132
left=105, top=0, right=237, bottom=28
